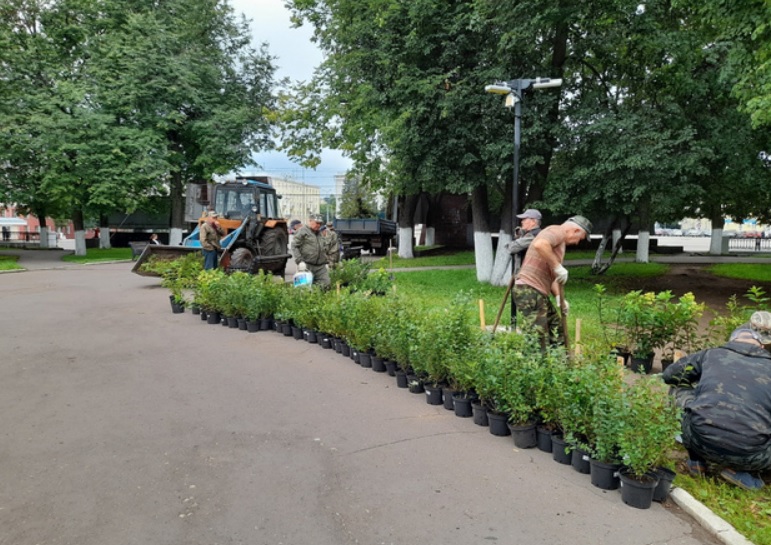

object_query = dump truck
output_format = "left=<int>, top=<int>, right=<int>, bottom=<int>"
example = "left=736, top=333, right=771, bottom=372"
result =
left=132, top=176, right=291, bottom=277
left=333, top=218, right=397, bottom=256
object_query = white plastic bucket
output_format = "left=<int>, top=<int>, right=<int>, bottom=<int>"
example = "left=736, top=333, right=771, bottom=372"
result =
left=293, top=271, right=314, bottom=287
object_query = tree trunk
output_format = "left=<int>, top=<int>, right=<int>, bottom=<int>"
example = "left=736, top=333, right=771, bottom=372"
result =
left=636, top=205, right=650, bottom=263
left=169, top=169, right=185, bottom=246
left=490, top=178, right=514, bottom=286
left=33, top=205, right=49, bottom=249
left=636, top=230, right=650, bottom=263
left=708, top=209, right=724, bottom=255
left=470, top=185, right=493, bottom=283
left=72, top=209, right=86, bottom=256
left=397, top=194, right=418, bottom=259
left=531, top=21, right=568, bottom=204
left=99, top=213, right=111, bottom=249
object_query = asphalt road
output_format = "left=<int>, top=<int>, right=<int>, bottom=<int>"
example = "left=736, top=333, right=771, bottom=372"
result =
left=0, top=259, right=722, bottom=545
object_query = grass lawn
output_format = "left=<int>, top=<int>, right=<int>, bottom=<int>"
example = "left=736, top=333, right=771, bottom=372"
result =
left=709, top=263, right=771, bottom=283
left=391, top=260, right=769, bottom=545
left=0, top=255, right=23, bottom=271
left=61, top=248, right=133, bottom=263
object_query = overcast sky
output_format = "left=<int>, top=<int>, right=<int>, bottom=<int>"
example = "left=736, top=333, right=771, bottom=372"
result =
left=229, top=0, right=351, bottom=196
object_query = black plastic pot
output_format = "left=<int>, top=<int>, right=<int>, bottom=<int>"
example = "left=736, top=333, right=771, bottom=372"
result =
left=509, top=422, right=537, bottom=449
left=551, top=434, right=572, bottom=465
left=536, top=426, right=553, bottom=453
left=652, top=466, right=676, bottom=502
left=472, top=401, right=489, bottom=427
left=487, top=411, right=510, bottom=437
left=619, top=468, right=659, bottom=509
left=590, top=459, right=622, bottom=490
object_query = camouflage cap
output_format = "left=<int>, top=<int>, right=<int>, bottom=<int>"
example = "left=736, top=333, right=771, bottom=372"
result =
left=566, top=215, right=593, bottom=235
left=750, top=311, right=771, bottom=344
left=309, top=214, right=324, bottom=223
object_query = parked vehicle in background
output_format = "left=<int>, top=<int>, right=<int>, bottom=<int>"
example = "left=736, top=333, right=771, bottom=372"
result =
left=132, top=176, right=290, bottom=277
left=333, top=218, right=397, bottom=256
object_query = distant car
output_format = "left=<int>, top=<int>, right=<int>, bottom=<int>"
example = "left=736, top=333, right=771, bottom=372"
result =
left=670, top=229, right=683, bottom=236
left=684, top=229, right=702, bottom=236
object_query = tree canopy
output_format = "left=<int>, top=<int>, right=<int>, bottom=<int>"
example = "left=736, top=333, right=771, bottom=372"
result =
left=0, top=0, right=277, bottom=252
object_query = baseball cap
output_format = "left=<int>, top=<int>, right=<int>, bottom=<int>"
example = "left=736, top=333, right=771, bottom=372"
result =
left=309, top=214, right=324, bottom=223
left=566, top=215, right=593, bottom=235
left=289, top=219, right=301, bottom=229
left=326, top=221, right=334, bottom=228
left=207, top=211, right=219, bottom=218
left=516, top=209, right=542, bottom=220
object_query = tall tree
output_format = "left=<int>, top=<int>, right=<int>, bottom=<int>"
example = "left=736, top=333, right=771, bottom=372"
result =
left=0, top=0, right=276, bottom=253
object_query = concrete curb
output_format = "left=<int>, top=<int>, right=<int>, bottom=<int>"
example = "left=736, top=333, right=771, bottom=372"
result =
left=670, top=487, right=755, bottom=545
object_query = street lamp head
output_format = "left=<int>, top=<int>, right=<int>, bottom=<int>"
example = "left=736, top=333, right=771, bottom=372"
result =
left=531, top=77, right=563, bottom=90
left=485, top=83, right=512, bottom=95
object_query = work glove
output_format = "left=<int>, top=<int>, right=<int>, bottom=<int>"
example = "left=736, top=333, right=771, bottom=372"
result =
left=556, top=295, right=569, bottom=314
left=553, top=265, right=569, bottom=284
left=297, top=262, right=308, bottom=272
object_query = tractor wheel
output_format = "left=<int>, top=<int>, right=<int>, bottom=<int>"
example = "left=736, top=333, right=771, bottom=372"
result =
left=260, top=226, right=288, bottom=256
left=230, top=247, right=254, bottom=270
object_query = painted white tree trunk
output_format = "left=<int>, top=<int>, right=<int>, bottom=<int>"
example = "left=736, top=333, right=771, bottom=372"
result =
left=74, top=230, right=87, bottom=256
left=710, top=227, right=723, bottom=255
left=39, top=227, right=50, bottom=249
left=169, top=227, right=184, bottom=246
left=424, top=226, right=435, bottom=246
left=612, top=229, right=623, bottom=253
left=398, top=227, right=414, bottom=259
left=636, top=230, right=650, bottom=263
left=474, top=231, right=494, bottom=283
left=490, top=231, right=513, bottom=286
left=100, top=228, right=111, bottom=249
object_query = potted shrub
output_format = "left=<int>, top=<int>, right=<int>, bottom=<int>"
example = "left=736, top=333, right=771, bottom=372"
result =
left=156, top=252, right=203, bottom=312
left=194, top=269, right=227, bottom=322
left=617, top=290, right=671, bottom=373
left=617, top=376, right=682, bottom=509
left=660, top=292, right=706, bottom=369
left=497, top=332, right=543, bottom=448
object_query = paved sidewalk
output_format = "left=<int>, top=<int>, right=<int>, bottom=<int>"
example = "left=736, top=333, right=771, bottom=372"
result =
left=0, top=258, right=739, bottom=545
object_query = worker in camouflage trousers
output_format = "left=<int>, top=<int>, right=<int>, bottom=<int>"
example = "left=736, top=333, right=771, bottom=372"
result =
left=323, top=222, right=341, bottom=266
left=291, top=213, right=330, bottom=288
left=662, top=311, right=771, bottom=490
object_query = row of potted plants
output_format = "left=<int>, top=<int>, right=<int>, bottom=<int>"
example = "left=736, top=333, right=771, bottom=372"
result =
left=148, top=253, right=765, bottom=509
left=151, top=258, right=680, bottom=509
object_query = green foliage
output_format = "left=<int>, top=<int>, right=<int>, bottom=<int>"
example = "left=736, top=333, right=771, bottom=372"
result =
left=154, top=253, right=203, bottom=303
left=329, top=258, right=372, bottom=290
left=596, top=287, right=705, bottom=358
left=618, top=376, right=682, bottom=478
left=0, top=0, right=276, bottom=243
left=706, top=286, right=769, bottom=345
left=194, top=269, right=227, bottom=312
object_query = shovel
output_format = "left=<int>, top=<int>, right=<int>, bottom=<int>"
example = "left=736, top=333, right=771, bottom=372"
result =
left=558, top=283, right=571, bottom=354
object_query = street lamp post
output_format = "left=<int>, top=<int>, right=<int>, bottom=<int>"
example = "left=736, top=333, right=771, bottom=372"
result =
left=485, top=78, right=562, bottom=231
left=485, top=77, right=562, bottom=326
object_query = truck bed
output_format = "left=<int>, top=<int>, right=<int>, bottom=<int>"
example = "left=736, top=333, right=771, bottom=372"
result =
left=333, top=218, right=397, bottom=235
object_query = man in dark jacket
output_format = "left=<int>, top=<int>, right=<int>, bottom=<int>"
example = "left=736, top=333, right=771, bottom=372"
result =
left=662, top=311, right=771, bottom=490
left=290, top=213, right=330, bottom=288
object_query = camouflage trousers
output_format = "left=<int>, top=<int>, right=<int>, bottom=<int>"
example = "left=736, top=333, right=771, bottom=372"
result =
left=671, top=389, right=771, bottom=471
left=512, top=284, right=564, bottom=348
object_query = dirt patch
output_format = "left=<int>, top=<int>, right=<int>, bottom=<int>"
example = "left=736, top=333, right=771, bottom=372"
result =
left=616, top=264, right=771, bottom=318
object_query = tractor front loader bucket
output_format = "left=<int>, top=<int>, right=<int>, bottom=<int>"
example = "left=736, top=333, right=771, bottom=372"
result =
left=131, top=244, right=201, bottom=277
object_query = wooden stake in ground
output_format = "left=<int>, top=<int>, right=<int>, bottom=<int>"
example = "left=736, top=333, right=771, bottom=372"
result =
left=479, top=299, right=486, bottom=331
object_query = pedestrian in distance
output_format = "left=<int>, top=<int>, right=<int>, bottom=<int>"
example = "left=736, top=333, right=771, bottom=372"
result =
left=662, top=311, right=771, bottom=490
left=200, top=211, right=224, bottom=271
left=291, top=213, right=330, bottom=288
left=149, top=233, right=161, bottom=245
left=512, top=215, right=592, bottom=347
